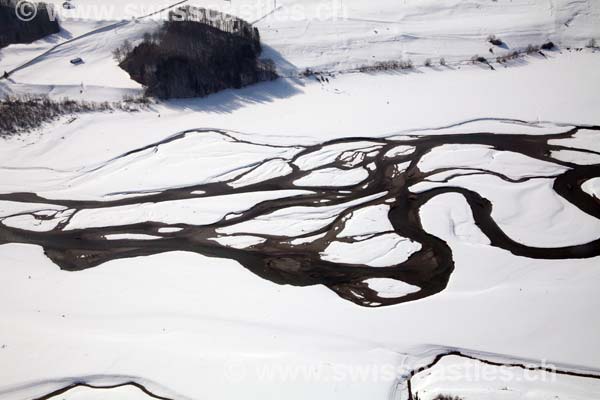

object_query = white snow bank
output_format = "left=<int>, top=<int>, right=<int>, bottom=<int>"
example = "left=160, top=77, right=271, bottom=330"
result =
left=0, top=130, right=299, bottom=200
left=229, top=159, right=293, bottom=188
left=364, top=278, right=420, bottom=298
left=420, top=193, right=490, bottom=245
left=409, top=354, right=600, bottom=400
left=320, top=233, right=421, bottom=267
left=384, top=145, right=415, bottom=158
left=412, top=175, right=600, bottom=248
left=66, top=190, right=308, bottom=230
left=582, top=178, right=600, bottom=199
left=549, top=129, right=600, bottom=153
left=218, top=192, right=387, bottom=237
left=293, top=167, right=368, bottom=187
left=157, top=227, right=183, bottom=233
left=0, top=201, right=66, bottom=217
left=103, top=234, right=162, bottom=240
left=209, top=235, right=266, bottom=249
left=338, top=204, right=394, bottom=238
left=551, top=149, right=600, bottom=165
left=390, top=120, right=577, bottom=139
left=0, top=210, right=73, bottom=232
left=418, top=144, right=567, bottom=179
left=293, top=142, right=382, bottom=171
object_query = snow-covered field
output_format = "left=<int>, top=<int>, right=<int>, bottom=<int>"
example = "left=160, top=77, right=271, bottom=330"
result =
left=1, top=0, right=600, bottom=100
left=1, top=1, right=600, bottom=400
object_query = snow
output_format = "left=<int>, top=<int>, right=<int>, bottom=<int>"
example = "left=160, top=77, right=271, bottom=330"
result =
left=1, top=52, right=599, bottom=141
left=293, top=142, right=383, bottom=171
left=229, top=159, right=293, bottom=188
left=104, top=233, right=161, bottom=240
left=288, top=231, right=327, bottom=246
left=395, top=161, right=412, bottom=175
left=418, top=144, right=567, bottom=180
left=1, top=0, right=600, bottom=399
left=0, top=201, right=66, bottom=216
left=254, top=0, right=600, bottom=71
left=320, top=233, right=422, bottom=267
left=157, top=227, right=183, bottom=233
left=582, top=177, right=600, bottom=199
left=409, top=355, right=600, bottom=400
left=549, top=128, right=600, bottom=153
left=65, top=190, right=309, bottom=230
left=293, top=167, right=368, bottom=187
left=1, top=210, right=73, bottom=232
left=0, top=51, right=596, bottom=146
left=0, top=201, right=74, bottom=232
left=209, top=235, right=266, bottom=249
left=364, top=278, right=420, bottom=299
left=2, top=242, right=600, bottom=400
left=384, top=145, right=415, bottom=158
left=551, top=149, right=600, bottom=165
left=1, top=64, right=600, bottom=400
left=218, top=192, right=387, bottom=237
left=3, top=0, right=599, bottom=94
left=338, top=204, right=394, bottom=238
left=420, top=193, right=490, bottom=246
left=0, top=130, right=299, bottom=200
left=0, top=19, right=118, bottom=72
left=412, top=174, right=600, bottom=248
left=390, top=120, right=576, bottom=138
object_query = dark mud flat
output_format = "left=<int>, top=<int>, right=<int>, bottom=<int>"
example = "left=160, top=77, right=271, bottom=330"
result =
left=1, top=123, right=599, bottom=307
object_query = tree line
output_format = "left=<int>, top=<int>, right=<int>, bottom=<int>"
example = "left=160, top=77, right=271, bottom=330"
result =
left=0, top=0, right=60, bottom=49
left=114, top=6, right=277, bottom=99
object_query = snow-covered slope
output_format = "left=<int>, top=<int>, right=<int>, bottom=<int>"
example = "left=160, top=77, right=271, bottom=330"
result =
left=1, top=0, right=599, bottom=99
left=1, top=1, right=600, bottom=400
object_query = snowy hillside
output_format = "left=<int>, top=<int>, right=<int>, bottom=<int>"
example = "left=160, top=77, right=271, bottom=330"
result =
left=1, top=1, right=600, bottom=400
left=1, top=0, right=599, bottom=99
